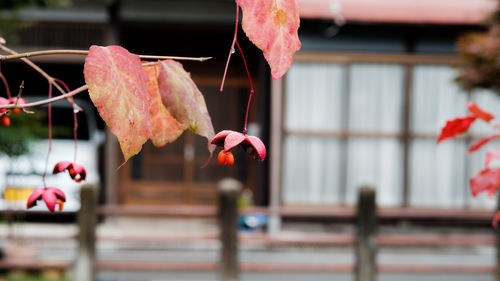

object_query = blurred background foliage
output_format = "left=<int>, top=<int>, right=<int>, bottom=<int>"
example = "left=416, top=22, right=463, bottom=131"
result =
left=0, top=111, right=46, bottom=158
left=0, top=0, right=72, bottom=158
left=0, top=0, right=71, bottom=38
left=456, top=0, right=500, bottom=91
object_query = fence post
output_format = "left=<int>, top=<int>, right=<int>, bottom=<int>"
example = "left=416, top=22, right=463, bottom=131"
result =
left=218, top=178, right=241, bottom=281
left=74, top=184, right=97, bottom=281
left=355, top=186, right=377, bottom=281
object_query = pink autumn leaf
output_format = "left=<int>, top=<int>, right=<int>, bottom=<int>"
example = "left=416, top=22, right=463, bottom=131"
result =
left=0, top=97, right=8, bottom=114
left=27, top=187, right=66, bottom=212
left=53, top=161, right=87, bottom=182
left=467, top=134, right=500, bottom=155
left=224, top=131, right=247, bottom=151
left=8, top=97, right=27, bottom=104
left=84, top=45, right=152, bottom=164
left=469, top=168, right=500, bottom=197
left=8, top=97, right=28, bottom=113
left=156, top=60, right=215, bottom=155
left=467, top=101, right=495, bottom=122
left=485, top=149, right=500, bottom=167
left=437, top=116, right=476, bottom=143
left=143, top=63, right=186, bottom=147
left=237, top=0, right=301, bottom=80
left=211, top=130, right=266, bottom=161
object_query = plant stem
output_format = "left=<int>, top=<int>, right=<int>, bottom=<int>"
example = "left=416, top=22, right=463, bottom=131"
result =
left=54, top=78, right=78, bottom=163
left=0, top=49, right=212, bottom=62
left=0, top=45, right=83, bottom=112
left=12, top=80, right=25, bottom=107
left=235, top=40, right=254, bottom=135
left=235, top=41, right=254, bottom=93
left=220, top=3, right=239, bottom=92
left=0, top=85, right=88, bottom=110
left=42, top=82, right=53, bottom=187
left=0, top=63, right=11, bottom=98
left=243, top=89, right=254, bottom=135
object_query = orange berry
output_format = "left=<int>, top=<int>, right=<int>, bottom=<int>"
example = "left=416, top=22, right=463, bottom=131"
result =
left=218, top=150, right=227, bottom=165
left=226, top=151, right=234, bottom=166
left=56, top=199, right=64, bottom=211
left=12, top=108, right=21, bottom=115
left=1, top=116, right=10, bottom=127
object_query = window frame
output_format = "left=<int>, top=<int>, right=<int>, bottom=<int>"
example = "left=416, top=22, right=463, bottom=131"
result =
left=272, top=51, right=468, bottom=210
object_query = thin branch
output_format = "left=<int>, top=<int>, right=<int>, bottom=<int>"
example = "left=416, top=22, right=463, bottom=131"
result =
left=0, top=84, right=88, bottom=110
left=235, top=40, right=254, bottom=135
left=139, top=54, right=212, bottom=62
left=42, top=81, right=53, bottom=187
left=0, top=45, right=83, bottom=111
left=0, top=70, right=10, bottom=99
left=0, top=49, right=212, bottom=62
left=220, top=3, right=239, bottom=92
left=54, top=78, right=79, bottom=163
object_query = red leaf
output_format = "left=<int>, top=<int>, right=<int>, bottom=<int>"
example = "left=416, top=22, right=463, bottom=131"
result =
left=156, top=60, right=215, bottom=155
left=470, top=168, right=500, bottom=197
left=467, top=134, right=500, bottom=154
left=143, top=63, right=186, bottom=147
left=467, top=101, right=495, bottom=122
left=237, top=0, right=301, bottom=80
left=26, top=188, right=44, bottom=209
left=84, top=45, right=152, bottom=164
left=485, top=149, right=500, bottom=167
left=437, top=116, right=476, bottom=143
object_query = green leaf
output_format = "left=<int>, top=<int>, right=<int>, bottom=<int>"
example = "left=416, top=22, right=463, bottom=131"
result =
left=156, top=60, right=215, bottom=155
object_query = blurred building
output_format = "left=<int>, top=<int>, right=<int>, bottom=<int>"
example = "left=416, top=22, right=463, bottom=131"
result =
left=2, top=0, right=500, bottom=223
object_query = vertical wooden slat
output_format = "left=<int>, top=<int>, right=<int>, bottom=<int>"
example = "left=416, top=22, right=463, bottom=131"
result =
left=218, top=178, right=241, bottom=281
left=106, top=0, right=121, bottom=45
left=185, top=132, right=194, bottom=203
left=356, top=186, right=377, bottom=281
left=75, top=184, right=97, bottom=281
left=340, top=62, right=351, bottom=205
left=104, top=0, right=121, bottom=205
left=269, top=77, right=284, bottom=234
left=402, top=64, right=413, bottom=207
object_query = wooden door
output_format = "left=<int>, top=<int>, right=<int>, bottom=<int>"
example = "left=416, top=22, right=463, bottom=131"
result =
left=118, top=78, right=251, bottom=205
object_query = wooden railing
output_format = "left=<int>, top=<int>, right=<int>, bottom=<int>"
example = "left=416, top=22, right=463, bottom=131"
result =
left=0, top=180, right=498, bottom=281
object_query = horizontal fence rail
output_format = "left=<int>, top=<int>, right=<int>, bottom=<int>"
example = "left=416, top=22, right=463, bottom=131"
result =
left=1, top=182, right=498, bottom=280
left=1, top=205, right=494, bottom=221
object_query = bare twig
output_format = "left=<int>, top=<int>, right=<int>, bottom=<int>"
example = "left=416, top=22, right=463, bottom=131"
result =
left=0, top=85, right=88, bottom=110
left=0, top=49, right=212, bottom=62
left=0, top=48, right=211, bottom=110
left=0, top=45, right=84, bottom=111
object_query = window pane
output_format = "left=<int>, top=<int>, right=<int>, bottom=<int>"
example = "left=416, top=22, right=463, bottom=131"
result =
left=410, top=65, right=468, bottom=208
left=410, top=139, right=467, bottom=208
left=282, top=135, right=342, bottom=204
left=348, top=64, right=404, bottom=132
left=345, top=138, right=403, bottom=206
left=285, top=63, right=344, bottom=131
left=411, top=65, right=467, bottom=134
